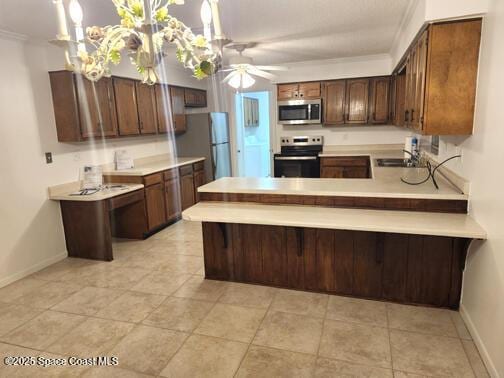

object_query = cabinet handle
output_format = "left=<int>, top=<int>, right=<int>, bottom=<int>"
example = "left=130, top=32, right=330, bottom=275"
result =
left=218, top=223, right=228, bottom=248
left=140, top=121, right=143, bottom=130
left=300, top=93, right=304, bottom=98
left=410, top=109, right=415, bottom=122
left=296, top=228, right=304, bottom=257
left=405, top=110, right=409, bottom=122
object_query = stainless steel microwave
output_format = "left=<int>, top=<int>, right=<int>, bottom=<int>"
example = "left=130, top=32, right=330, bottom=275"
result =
left=278, top=99, right=322, bottom=125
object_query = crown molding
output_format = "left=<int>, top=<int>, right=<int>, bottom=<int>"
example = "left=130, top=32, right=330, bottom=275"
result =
left=389, top=0, right=421, bottom=55
left=0, top=28, right=29, bottom=42
left=282, top=53, right=392, bottom=68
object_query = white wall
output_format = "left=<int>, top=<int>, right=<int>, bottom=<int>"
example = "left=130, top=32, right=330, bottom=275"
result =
left=435, top=3, right=504, bottom=376
left=0, top=33, right=209, bottom=287
left=389, top=1, right=503, bottom=376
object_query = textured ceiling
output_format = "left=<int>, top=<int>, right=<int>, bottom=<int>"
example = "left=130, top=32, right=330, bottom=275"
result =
left=0, top=0, right=411, bottom=65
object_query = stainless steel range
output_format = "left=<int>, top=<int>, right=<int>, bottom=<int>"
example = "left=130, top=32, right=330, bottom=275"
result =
left=274, top=136, right=323, bottom=178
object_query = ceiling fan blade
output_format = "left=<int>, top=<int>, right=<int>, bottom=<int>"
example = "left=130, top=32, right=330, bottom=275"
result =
left=222, top=70, right=240, bottom=84
left=255, top=65, right=289, bottom=71
left=247, top=66, right=276, bottom=80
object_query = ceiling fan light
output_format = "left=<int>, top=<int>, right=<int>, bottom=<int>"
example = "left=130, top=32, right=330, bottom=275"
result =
left=228, top=73, right=242, bottom=89
left=241, top=72, right=255, bottom=88
left=68, top=0, right=83, bottom=25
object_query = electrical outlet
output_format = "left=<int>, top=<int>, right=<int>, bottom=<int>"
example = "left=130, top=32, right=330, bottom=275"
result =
left=45, top=152, right=53, bottom=164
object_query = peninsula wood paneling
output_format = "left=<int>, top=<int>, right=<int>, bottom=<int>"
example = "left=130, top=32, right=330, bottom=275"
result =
left=202, top=222, right=473, bottom=309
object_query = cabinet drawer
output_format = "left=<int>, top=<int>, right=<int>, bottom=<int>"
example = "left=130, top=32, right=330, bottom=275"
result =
left=193, top=161, right=205, bottom=171
left=321, top=156, right=370, bottom=167
left=179, top=165, right=193, bottom=176
left=108, top=189, right=144, bottom=210
left=143, top=173, right=163, bottom=186
left=163, top=168, right=178, bottom=181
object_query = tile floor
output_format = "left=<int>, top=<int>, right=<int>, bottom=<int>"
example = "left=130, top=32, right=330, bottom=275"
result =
left=0, top=220, right=490, bottom=377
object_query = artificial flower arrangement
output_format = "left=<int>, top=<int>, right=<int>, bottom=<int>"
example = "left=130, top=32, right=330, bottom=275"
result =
left=77, top=0, right=216, bottom=84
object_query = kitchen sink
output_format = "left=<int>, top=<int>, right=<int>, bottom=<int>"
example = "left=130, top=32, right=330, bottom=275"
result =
left=375, top=158, right=417, bottom=168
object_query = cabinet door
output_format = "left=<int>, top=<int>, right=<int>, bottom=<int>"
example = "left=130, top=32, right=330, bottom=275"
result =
left=277, top=84, right=299, bottom=100
left=135, top=82, right=158, bottom=134
left=412, top=30, right=428, bottom=132
left=77, top=76, right=118, bottom=138
left=193, top=170, right=206, bottom=203
left=298, top=82, right=321, bottom=99
left=323, top=80, right=346, bottom=125
left=394, top=74, right=406, bottom=127
left=165, top=177, right=181, bottom=221
left=405, top=47, right=418, bottom=128
left=180, top=172, right=195, bottom=211
left=320, top=167, right=344, bottom=178
left=170, top=86, right=186, bottom=133
left=145, top=183, right=166, bottom=230
left=286, top=228, right=305, bottom=289
left=114, top=78, right=140, bottom=136
left=342, top=167, right=369, bottom=178
left=155, top=84, right=172, bottom=134
left=345, top=79, right=369, bottom=124
left=185, top=88, right=207, bottom=107
left=369, top=77, right=390, bottom=124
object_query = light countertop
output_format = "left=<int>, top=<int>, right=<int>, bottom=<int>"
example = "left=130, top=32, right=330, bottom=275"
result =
left=199, top=148, right=467, bottom=200
left=183, top=202, right=486, bottom=239
left=102, top=157, right=205, bottom=176
left=48, top=182, right=144, bottom=202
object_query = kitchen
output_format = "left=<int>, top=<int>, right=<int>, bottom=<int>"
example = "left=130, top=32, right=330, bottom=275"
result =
left=0, top=0, right=503, bottom=377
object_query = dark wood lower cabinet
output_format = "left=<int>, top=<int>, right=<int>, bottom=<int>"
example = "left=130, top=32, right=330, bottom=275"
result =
left=202, top=222, right=471, bottom=309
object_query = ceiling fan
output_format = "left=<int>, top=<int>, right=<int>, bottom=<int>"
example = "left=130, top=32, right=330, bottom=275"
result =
left=221, top=43, right=287, bottom=89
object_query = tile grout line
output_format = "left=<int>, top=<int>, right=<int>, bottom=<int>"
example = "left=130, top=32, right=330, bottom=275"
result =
left=232, top=287, right=277, bottom=377
left=385, top=304, right=395, bottom=372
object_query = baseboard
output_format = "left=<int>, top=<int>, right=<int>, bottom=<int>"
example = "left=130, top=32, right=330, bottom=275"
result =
left=0, top=251, right=68, bottom=288
left=460, top=304, right=500, bottom=377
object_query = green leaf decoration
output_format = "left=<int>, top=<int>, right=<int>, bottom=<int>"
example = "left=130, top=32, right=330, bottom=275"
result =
left=193, top=65, right=207, bottom=80
left=131, top=1, right=143, bottom=17
left=110, top=49, right=121, bottom=65
left=176, top=48, right=185, bottom=63
left=155, top=7, right=169, bottom=22
left=200, top=60, right=213, bottom=75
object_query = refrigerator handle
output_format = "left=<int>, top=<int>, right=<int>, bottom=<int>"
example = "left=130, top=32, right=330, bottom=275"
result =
left=212, top=145, right=218, bottom=177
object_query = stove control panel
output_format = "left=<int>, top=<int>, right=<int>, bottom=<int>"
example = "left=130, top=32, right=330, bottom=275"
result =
left=280, top=136, right=323, bottom=146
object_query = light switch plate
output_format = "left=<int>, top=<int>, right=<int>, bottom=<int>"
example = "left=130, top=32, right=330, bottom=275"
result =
left=45, top=152, right=53, bottom=164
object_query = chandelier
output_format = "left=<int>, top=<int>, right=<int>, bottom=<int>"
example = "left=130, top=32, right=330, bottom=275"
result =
left=51, top=0, right=226, bottom=85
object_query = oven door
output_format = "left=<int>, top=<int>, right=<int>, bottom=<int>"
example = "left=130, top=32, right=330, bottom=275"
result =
left=278, top=100, right=321, bottom=125
left=274, top=155, right=320, bottom=178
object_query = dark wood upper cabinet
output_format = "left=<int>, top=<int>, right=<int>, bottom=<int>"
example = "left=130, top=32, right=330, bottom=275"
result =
left=135, top=82, right=158, bottom=134
left=49, top=71, right=118, bottom=142
left=155, top=83, right=172, bottom=134
left=396, top=18, right=482, bottom=135
left=393, top=74, right=406, bottom=127
left=322, top=80, right=346, bottom=125
left=369, top=77, right=390, bottom=124
left=277, top=84, right=300, bottom=100
left=113, top=77, right=140, bottom=136
left=277, top=82, right=321, bottom=100
left=170, top=86, right=187, bottom=134
left=50, top=71, right=204, bottom=142
left=298, top=82, right=321, bottom=99
left=345, top=79, right=369, bottom=124
left=184, top=88, right=207, bottom=107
